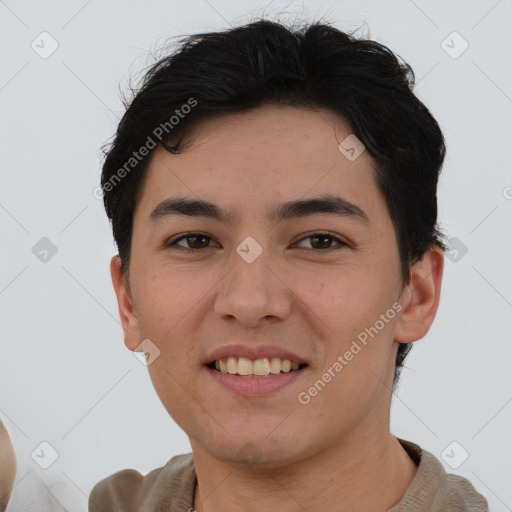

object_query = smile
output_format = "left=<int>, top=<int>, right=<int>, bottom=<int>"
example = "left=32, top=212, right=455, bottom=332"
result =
left=208, top=356, right=308, bottom=377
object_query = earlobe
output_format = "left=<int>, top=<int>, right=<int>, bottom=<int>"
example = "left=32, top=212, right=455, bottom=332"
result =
left=394, top=245, right=444, bottom=344
left=110, top=255, right=143, bottom=352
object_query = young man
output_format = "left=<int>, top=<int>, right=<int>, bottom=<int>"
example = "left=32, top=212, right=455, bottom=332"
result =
left=89, top=19, right=488, bottom=512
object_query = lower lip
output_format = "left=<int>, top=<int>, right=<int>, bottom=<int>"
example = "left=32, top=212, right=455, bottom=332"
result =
left=204, top=366, right=307, bottom=396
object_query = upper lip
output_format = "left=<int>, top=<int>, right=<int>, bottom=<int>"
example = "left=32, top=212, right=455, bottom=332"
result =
left=205, top=344, right=308, bottom=365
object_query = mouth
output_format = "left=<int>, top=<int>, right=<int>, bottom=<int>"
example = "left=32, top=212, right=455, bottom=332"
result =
left=207, top=357, right=308, bottom=377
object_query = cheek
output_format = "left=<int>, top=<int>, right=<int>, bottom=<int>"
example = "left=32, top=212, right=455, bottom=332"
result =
left=294, top=263, right=391, bottom=328
left=146, top=361, right=198, bottom=433
left=135, top=267, right=202, bottom=331
left=294, top=264, right=399, bottom=375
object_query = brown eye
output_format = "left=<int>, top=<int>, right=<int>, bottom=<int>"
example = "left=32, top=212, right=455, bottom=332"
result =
left=295, top=232, right=347, bottom=251
left=166, top=233, right=216, bottom=252
left=164, top=231, right=348, bottom=254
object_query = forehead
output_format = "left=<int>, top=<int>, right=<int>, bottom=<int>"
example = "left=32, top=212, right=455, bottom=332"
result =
left=135, top=105, right=383, bottom=223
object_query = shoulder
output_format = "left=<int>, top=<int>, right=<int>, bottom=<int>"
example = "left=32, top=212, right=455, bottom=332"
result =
left=0, top=420, right=17, bottom=511
left=88, top=452, right=195, bottom=512
left=393, top=439, right=489, bottom=512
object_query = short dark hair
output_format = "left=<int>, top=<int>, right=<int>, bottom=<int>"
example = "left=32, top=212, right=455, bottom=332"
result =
left=100, top=19, right=447, bottom=391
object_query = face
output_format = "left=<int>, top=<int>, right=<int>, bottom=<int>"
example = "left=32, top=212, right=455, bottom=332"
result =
left=112, top=104, right=442, bottom=468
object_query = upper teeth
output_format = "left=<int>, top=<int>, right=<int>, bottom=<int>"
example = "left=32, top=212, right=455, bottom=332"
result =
left=214, top=357, right=302, bottom=376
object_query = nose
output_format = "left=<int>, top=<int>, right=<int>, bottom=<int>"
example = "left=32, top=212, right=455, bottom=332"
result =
left=214, top=248, right=292, bottom=328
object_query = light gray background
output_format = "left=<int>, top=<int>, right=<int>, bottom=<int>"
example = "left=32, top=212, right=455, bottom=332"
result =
left=1, top=0, right=511, bottom=510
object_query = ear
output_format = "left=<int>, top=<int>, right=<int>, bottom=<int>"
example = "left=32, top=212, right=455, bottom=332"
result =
left=394, top=244, right=444, bottom=343
left=110, top=255, right=143, bottom=352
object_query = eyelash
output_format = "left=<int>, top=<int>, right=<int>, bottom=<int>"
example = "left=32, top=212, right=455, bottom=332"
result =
left=165, top=232, right=348, bottom=254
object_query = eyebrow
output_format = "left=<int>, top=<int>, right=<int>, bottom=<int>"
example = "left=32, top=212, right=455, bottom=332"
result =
left=149, top=194, right=370, bottom=226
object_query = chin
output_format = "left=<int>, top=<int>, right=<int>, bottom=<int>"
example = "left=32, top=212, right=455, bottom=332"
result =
left=198, top=434, right=308, bottom=470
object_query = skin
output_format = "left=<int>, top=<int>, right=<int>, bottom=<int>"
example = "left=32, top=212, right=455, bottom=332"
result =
left=111, top=104, right=444, bottom=511
left=0, top=420, right=17, bottom=511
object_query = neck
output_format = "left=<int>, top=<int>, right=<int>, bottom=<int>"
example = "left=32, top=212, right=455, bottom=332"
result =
left=191, top=428, right=418, bottom=512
